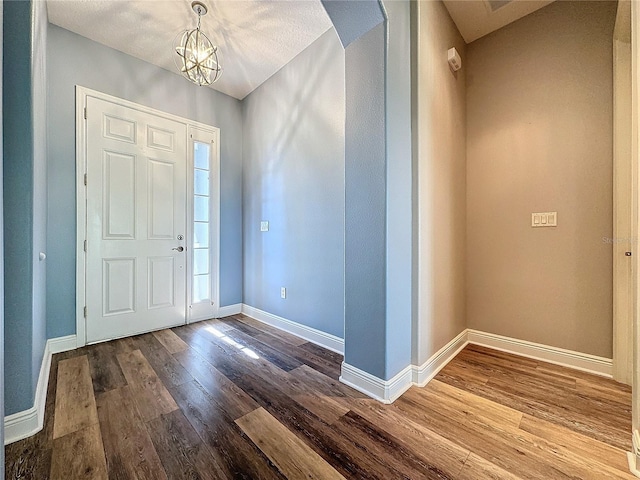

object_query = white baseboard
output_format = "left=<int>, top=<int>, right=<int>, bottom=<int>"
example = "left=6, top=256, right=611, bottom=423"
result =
left=340, top=363, right=413, bottom=404
left=412, top=330, right=469, bottom=387
left=217, top=303, right=242, bottom=318
left=338, top=328, right=614, bottom=404
left=4, top=334, right=77, bottom=445
left=339, top=329, right=467, bottom=403
left=241, top=304, right=344, bottom=354
left=467, top=329, right=613, bottom=378
left=628, top=430, right=640, bottom=477
left=49, top=334, right=78, bottom=354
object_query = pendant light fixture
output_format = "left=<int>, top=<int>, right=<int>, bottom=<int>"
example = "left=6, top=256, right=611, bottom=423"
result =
left=174, top=1, right=222, bottom=86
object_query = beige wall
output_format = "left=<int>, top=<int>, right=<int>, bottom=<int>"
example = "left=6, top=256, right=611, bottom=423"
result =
left=466, top=1, right=617, bottom=357
left=414, top=0, right=467, bottom=365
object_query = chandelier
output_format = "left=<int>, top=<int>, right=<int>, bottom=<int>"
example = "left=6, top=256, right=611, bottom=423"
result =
left=174, top=1, right=222, bottom=86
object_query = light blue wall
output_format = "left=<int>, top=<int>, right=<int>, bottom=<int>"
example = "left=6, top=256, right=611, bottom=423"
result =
left=3, top=0, right=43, bottom=415
left=46, top=24, right=244, bottom=338
left=321, top=0, right=385, bottom=48
left=242, top=29, right=345, bottom=339
left=382, top=0, right=413, bottom=379
left=343, top=22, right=387, bottom=377
left=325, top=0, right=414, bottom=380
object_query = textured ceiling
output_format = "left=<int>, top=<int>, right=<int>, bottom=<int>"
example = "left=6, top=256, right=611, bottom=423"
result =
left=47, top=0, right=334, bottom=99
left=443, top=0, right=555, bottom=44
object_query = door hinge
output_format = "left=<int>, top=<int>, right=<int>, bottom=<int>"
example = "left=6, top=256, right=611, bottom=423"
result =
left=83, top=239, right=87, bottom=252
left=84, top=173, right=87, bottom=186
left=83, top=306, right=87, bottom=318
left=84, top=107, right=87, bottom=119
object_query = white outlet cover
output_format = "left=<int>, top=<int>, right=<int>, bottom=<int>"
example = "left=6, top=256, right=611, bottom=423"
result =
left=280, top=287, right=286, bottom=299
left=260, top=221, right=269, bottom=232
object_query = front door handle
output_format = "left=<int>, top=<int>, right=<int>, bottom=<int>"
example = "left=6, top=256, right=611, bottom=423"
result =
left=172, top=246, right=184, bottom=252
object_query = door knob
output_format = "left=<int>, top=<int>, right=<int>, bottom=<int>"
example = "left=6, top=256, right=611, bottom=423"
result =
left=172, top=246, right=184, bottom=252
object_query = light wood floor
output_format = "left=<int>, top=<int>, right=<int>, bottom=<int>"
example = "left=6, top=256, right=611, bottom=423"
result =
left=5, top=314, right=635, bottom=479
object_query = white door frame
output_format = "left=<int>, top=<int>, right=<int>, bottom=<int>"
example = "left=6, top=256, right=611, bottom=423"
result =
left=613, top=0, right=633, bottom=386
left=631, top=0, right=640, bottom=475
left=75, top=86, right=221, bottom=347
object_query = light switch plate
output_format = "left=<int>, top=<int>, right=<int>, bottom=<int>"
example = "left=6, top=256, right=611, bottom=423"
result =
left=260, top=221, right=269, bottom=232
left=532, top=212, right=557, bottom=227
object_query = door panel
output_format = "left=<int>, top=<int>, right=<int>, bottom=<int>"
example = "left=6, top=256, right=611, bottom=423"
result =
left=103, top=151, right=136, bottom=239
left=147, top=125, right=175, bottom=151
left=148, top=159, right=175, bottom=239
left=102, top=258, right=136, bottom=316
left=148, top=256, right=175, bottom=309
left=86, top=96, right=187, bottom=343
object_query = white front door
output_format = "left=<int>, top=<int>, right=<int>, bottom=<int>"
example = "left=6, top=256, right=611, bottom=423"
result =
left=85, top=96, right=187, bottom=343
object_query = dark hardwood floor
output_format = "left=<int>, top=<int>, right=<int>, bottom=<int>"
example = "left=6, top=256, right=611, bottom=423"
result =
left=5, top=314, right=635, bottom=479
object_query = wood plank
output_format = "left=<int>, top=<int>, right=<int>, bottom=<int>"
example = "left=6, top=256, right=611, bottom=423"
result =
left=457, top=453, right=523, bottom=480
left=242, top=357, right=349, bottom=425
left=206, top=344, right=349, bottom=425
left=289, top=363, right=367, bottom=400
left=146, top=410, right=229, bottom=480
left=518, top=414, right=631, bottom=474
left=289, top=343, right=342, bottom=380
left=203, top=317, right=237, bottom=332
left=6, top=331, right=635, bottom=480
left=86, top=340, right=127, bottom=394
left=116, top=349, right=178, bottom=421
left=96, top=386, right=168, bottom=480
left=50, top=423, right=108, bottom=480
left=173, top=347, right=260, bottom=420
left=394, top=394, right=571, bottom=480
left=219, top=363, right=404, bottom=479
left=397, top=392, right=635, bottom=480
left=201, top=321, right=304, bottom=372
left=224, top=316, right=341, bottom=378
left=332, top=410, right=459, bottom=479
left=346, top=397, right=470, bottom=477
left=455, top=347, right=578, bottom=390
left=169, top=380, right=287, bottom=480
left=5, top=439, right=53, bottom=480
left=229, top=314, right=308, bottom=347
left=536, top=361, right=633, bottom=390
left=132, top=333, right=193, bottom=387
left=485, top=376, right=631, bottom=450
left=575, top=378, right=633, bottom=408
left=438, top=347, right=632, bottom=451
left=297, top=341, right=343, bottom=367
left=437, top=360, right=490, bottom=387
left=111, top=336, right=138, bottom=354
left=173, top=323, right=241, bottom=365
left=419, top=379, right=523, bottom=428
left=184, top=322, right=246, bottom=357
left=53, top=355, right=99, bottom=439
left=152, top=328, right=189, bottom=354
left=484, top=373, right=628, bottom=430
left=463, top=411, right=636, bottom=480
left=236, top=407, right=346, bottom=480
